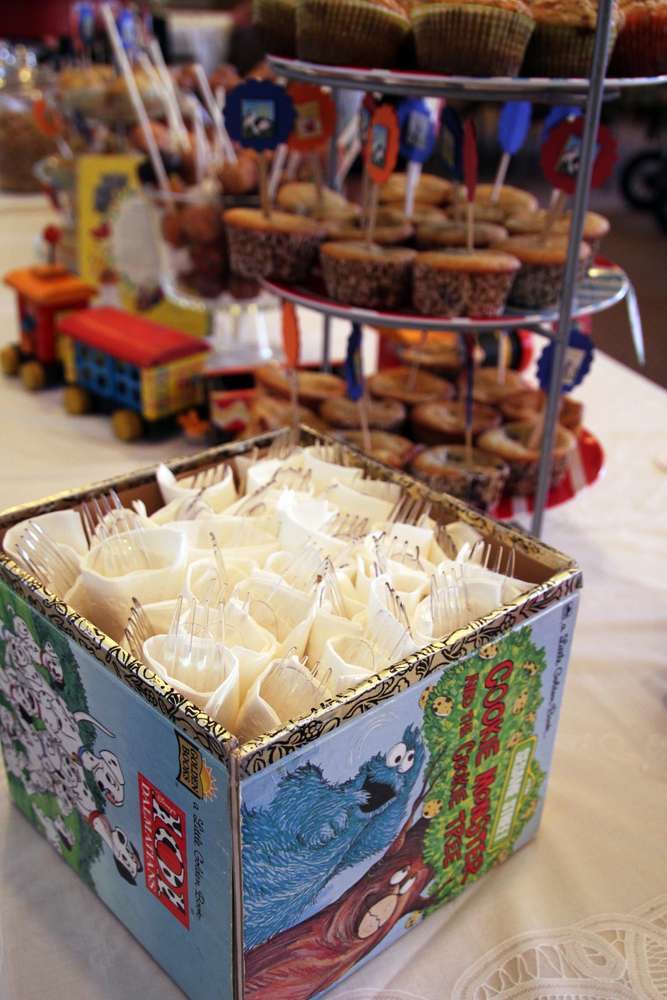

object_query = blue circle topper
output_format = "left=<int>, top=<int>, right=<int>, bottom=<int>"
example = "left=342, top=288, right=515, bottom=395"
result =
left=537, top=327, right=594, bottom=395
left=397, top=98, right=436, bottom=165
left=224, top=80, right=295, bottom=153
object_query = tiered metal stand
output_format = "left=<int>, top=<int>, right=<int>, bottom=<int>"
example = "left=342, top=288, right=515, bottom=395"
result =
left=267, top=0, right=666, bottom=536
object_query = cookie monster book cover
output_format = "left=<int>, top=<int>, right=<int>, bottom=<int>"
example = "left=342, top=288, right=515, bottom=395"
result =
left=240, top=597, right=578, bottom=1000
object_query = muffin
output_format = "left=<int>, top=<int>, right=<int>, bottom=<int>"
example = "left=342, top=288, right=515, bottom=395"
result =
left=410, top=205, right=451, bottom=226
left=254, top=0, right=297, bottom=56
left=338, top=429, right=415, bottom=468
left=368, top=366, right=455, bottom=406
left=410, top=445, right=509, bottom=512
left=224, top=208, right=327, bottom=283
left=412, top=0, right=535, bottom=75
left=380, top=172, right=453, bottom=207
left=328, top=207, right=413, bottom=246
left=454, top=183, right=539, bottom=217
left=415, top=220, right=508, bottom=249
left=412, top=249, right=520, bottom=317
left=296, top=0, right=410, bottom=68
left=477, top=420, right=577, bottom=495
left=411, top=399, right=501, bottom=444
left=395, top=335, right=464, bottom=374
left=255, top=364, right=346, bottom=404
left=500, top=388, right=584, bottom=431
left=277, top=182, right=360, bottom=224
left=449, top=202, right=509, bottom=225
left=245, top=393, right=327, bottom=435
left=320, top=242, right=416, bottom=310
left=610, top=0, right=667, bottom=76
left=523, top=0, right=623, bottom=77
left=494, top=235, right=591, bottom=309
left=505, top=209, right=610, bottom=256
left=463, top=366, right=532, bottom=407
left=320, top=395, right=407, bottom=430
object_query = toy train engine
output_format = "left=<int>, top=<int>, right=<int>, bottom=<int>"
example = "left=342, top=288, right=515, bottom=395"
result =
left=2, top=266, right=96, bottom=390
left=57, top=307, right=210, bottom=441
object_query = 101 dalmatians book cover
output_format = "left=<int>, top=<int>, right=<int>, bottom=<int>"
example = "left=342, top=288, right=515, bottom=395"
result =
left=0, top=583, right=235, bottom=1000
left=0, top=572, right=578, bottom=1000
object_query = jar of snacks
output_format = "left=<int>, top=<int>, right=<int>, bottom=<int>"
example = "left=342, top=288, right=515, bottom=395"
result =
left=0, top=49, right=56, bottom=194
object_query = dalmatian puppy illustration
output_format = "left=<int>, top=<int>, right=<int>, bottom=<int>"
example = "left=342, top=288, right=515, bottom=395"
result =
left=0, top=704, right=19, bottom=744
left=93, top=814, right=144, bottom=886
left=8, top=617, right=41, bottom=666
left=78, top=747, right=125, bottom=807
left=40, top=641, right=64, bottom=687
left=34, top=687, right=114, bottom=757
left=2, top=740, right=28, bottom=782
left=53, top=752, right=99, bottom=819
left=32, top=804, right=75, bottom=855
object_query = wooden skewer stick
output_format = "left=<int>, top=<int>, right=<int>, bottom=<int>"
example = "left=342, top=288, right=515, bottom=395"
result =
left=366, top=182, right=380, bottom=246
left=259, top=151, right=271, bottom=219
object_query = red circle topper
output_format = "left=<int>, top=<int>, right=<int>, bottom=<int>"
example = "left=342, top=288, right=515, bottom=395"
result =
left=540, top=117, right=617, bottom=195
left=364, top=104, right=400, bottom=186
left=287, top=84, right=336, bottom=153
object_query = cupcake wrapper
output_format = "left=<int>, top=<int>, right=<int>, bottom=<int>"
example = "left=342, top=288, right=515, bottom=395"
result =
left=254, top=0, right=297, bottom=57
left=508, top=262, right=564, bottom=309
left=297, top=0, right=409, bottom=68
left=412, top=463, right=508, bottom=513
left=227, top=224, right=323, bottom=283
left=505, top=452, right=569, bottom=496
left=609, top=10, right=667, bottom=77
left=322, top=254, right=413, bottom=309
left=413, top=264, right=514, bottom=318
left=412, top=4, right=534, bottom=76
left=523, top=22, right=616, bottom=79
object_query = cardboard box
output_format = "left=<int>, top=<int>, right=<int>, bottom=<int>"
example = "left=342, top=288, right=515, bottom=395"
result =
left=0, top=430, right=581, bottom=999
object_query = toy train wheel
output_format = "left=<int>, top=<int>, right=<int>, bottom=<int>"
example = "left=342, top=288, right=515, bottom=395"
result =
left=19, top=360, right=46, bottom=391
left=112, top=409, right=143, bottom=442
left=1, top=344, right=21, bottom=376
left=63, top=385, right=92, bottom=415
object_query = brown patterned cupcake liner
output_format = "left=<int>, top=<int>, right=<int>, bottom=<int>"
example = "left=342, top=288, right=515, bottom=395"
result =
left=253, top=0, right=297, bottom=57
left=410, top=446, right=510, bottom=513
left=297, top=0, right=410, bottom=68
left=523, top=21, right=617, bottom=78
left=413, top=265, right=515, bottom=317
left=609, top=9, right=667, bottom=77
left=226, top=223, right=323, bottom=283
left=321, top=252, right=414, bottom=309
left=412, top=3, right=534, bottom=76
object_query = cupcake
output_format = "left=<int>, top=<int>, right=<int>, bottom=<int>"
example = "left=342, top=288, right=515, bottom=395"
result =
left=411, top=399, right=501, bottom=444
left=277, top=182, right=360, bottom=224
left=494, top=235, right=591, bottom=309
left=368, top=366, right=455, bottom=406
left=415, top=220, right=508, bottom=249
left=245, top=394, right=327, bottom=435
left=412, top=249, right=520, bottom=317
left=255, top=364, right=346, bottom=405
left=505, top=209, right=610, bottom=256
left=453, top=183, right=539, bottom=218
left=338, top=430, right=415, bottom=468
left=410, top=205, right=451, bottom=226
left=320, top=242, right=416, bottom=310
left=477, top=420, right=577, bottom=495
left=296, top=0, right=410, bottom=68
left=449, top=202, right=509, bottom=225
left=611, top=0, right=667, bottom=76
left=328, top=207, right=413, bottom=246
left=412, top=0, right=535, bottom=75
left=320, top=395, right=407, bottom=431
left=380, top=172, right=453, bottom=207
left=500, top=388, right=584, bottom=431
left=410, top=445, right=509, bottom=512
left=395, top=334, right=464, bottom=375
left=224, top=208, right=327, bottom=283
left=523, top=0, right=623, bottom=77
left=253, top=0, right=297, bottom=57
left=463, top=366, right=532, bottom=407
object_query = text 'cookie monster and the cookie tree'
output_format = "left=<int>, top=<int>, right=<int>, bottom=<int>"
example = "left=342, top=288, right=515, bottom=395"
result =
left=421, top=627, right=547, bottom=904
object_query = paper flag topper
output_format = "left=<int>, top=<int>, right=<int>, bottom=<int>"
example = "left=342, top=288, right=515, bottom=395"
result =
left=540, top=105, right=581, bottom=144
left=364, top=104, right=400, bottom=186
left=498, top=101, right=532, bottom=156
left=439, top=105, right=464, bottom=182
left=463, top=118, right=478, bottom=203
left=397, top=98, right=436, bottom=165
left=540, top=118, right=617, bottom=195
left=287, top=84, right=336, bottom=153
left=72, top=1, right=95, bottom=44
left=225, top=79, right=295, bottom=152
left=281, top=301, right=300, bottom=369
left=359, top=94, right=377, bottom=148
left=537, top=327, right=594, bottom=394
left=344, top=323, right=364, bottom=402
left=117, top=7, right=138, bottom=52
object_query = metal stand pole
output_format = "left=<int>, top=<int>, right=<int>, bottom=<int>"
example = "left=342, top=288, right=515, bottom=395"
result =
left=530, top=0, right=614, bottom=537
left=320, top=89, right=347, bottom=370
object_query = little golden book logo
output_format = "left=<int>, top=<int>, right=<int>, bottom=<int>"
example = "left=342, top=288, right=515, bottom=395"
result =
left=138, top=773, right=190, bottom=928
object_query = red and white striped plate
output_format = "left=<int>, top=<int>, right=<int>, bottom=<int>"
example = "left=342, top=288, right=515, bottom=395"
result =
left=491, top=427, right=605, bottom=520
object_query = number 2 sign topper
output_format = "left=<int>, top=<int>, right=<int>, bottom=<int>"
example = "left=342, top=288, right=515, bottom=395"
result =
left=364, top=104, right=400, bottom=186
left=540, top=117, right=617, bottom=195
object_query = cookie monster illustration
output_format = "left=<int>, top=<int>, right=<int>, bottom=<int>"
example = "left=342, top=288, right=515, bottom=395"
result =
left=242, top=724, right=425, bottom=949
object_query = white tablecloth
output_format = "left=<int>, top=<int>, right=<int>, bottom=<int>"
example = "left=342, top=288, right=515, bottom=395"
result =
left=0, top=198, right=666, bottom=1000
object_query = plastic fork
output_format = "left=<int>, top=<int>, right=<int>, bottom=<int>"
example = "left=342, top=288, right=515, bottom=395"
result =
left=383, top=581, right=412, bottom=635
left=15, top=522, right=79, bottom=596
left=316, top=557, right=347, bottom=618
left=167, top=595, right=226, bottom=683
left=466, top=539, right=516, bottom=579
left=79, top=489, right=143, bottom=547
left=183, top=462, right=228, bottom=491
left=429, top=562, right=471, bottom=636
left=123, top=597, right=154, bottom=661
left=387, top=494, right=432, bottom=527
left=328, top=512, right=369, bottom=541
